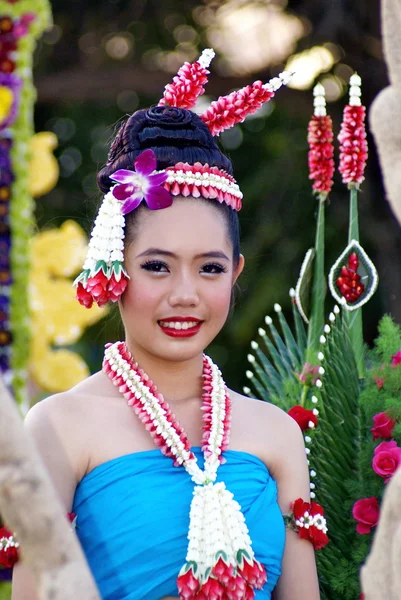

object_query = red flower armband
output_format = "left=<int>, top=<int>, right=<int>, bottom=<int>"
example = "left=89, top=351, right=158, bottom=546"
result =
left=283, top=498, right=329, bottom=550
left=0, top=526, right=19, bottom=568
left=0, top=512, right=77, bottom=569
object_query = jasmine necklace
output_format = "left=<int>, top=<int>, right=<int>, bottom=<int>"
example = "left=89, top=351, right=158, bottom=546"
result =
left=103, top=341, right=267, bottom=600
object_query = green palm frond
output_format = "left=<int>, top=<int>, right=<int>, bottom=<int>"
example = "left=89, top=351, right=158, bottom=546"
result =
left=311, top=310, right=361, bottom=596
left=245, top=298, right=307, bottom=409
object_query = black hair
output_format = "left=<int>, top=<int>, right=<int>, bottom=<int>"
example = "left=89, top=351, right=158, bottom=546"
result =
left=97, top=106, right=240, bottom=267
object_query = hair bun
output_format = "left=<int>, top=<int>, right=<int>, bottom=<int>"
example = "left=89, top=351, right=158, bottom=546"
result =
left=145, top=106, right=192, bottom=127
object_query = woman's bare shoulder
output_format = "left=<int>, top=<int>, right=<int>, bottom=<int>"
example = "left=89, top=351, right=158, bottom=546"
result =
left=229, top=389, right=299, bottom=432
left=229, top=389, right=304, bottom=472
left=26, top=371, right=117, bottom=422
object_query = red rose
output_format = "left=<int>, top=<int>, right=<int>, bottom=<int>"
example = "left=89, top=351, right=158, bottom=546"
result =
left=0, top=526, right=19, bottom=568
left=292, top=498, right=329, bottom=550
left=391, top=350, right=401, bottom=367
left=372, top=440, right=401, bottom=482
left=371, top=412, right=396, bottom=440
left=288, top=405, right=318, bottom=431
left=352, top=497, right=380, bottom=534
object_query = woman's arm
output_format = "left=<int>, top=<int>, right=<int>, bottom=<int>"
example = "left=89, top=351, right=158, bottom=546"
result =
left=12, top=395, right=80, bottom=600
left=270, top=409, right=320, bottom=600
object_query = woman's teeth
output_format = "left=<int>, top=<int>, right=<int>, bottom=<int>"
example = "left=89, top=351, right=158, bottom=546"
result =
left=159, top=321, right=199, bottom=330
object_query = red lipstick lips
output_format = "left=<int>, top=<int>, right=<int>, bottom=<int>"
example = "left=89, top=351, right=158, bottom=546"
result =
left=158, top=317, right=203, bottom=338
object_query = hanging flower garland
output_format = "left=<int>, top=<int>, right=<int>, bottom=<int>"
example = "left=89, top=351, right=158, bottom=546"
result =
left=0, top=0, right=51, bottom=405
left=307, top=82, right=334, bottom=200
left=338, top=74, right=368, bottom=187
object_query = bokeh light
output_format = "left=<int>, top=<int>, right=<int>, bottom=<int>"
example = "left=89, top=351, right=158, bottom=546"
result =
left=46, top=117, right=76, bottom=142
left=206, top=0, right=305, bottom=75
left=104, top=33, right=134, bottom=60
left=285, top=46, right=337, bottom=90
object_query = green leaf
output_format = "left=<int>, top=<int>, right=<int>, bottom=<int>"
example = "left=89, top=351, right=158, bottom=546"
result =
left=295, top=247, right=315, bottom=324
left=306, top=198, right=326, bottom=364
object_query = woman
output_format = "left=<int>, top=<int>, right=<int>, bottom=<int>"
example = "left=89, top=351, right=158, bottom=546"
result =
left=12, top=52, right=321, bottom=599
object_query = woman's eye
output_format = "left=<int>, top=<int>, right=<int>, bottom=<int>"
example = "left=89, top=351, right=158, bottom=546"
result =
left=140, top=260, right=169, bottom=273
left=201, top=263, right=228, bottom=274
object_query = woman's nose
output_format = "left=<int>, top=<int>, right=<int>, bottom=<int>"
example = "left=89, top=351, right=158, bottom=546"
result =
left=168, top=273, right=200, bottom=307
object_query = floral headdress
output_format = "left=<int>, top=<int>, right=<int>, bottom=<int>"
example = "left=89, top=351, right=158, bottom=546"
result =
left=74, top=49, right=291, bottom=308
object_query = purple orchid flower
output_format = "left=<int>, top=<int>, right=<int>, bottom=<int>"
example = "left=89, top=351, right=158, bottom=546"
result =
left=110, top=149, right=172, bottom=213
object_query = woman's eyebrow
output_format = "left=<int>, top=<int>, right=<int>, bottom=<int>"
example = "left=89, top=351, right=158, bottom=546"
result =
left=136, top=248, right=229, bottom=260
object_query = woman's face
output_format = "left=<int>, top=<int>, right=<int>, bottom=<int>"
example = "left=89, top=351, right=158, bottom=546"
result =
left=119, top=198, right=244, bottom=364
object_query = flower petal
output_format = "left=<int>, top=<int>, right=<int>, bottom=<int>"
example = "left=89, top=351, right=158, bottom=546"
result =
left=135, top=149, right=156, bottom=176
left=112, top=183, right=136, bottom=201
left=110, top=169, right=136, bottom=184
left=145, top=186, right=173, bottom=210
left=148, top=171, right=168, bottom=186
left=121, top=195, right=143, bottom=214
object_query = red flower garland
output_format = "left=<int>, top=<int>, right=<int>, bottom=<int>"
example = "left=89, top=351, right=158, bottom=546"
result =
left=159, top=54, right=212, bottom=110
left=0, top=526, right=18, bottom=568
left=291, top=498, right=329, bottom=550
left=307, top=114, right=334, bottom=197
left=201, top=81, right=275, bottom=136
left=338, top=104, right=368, bottom=185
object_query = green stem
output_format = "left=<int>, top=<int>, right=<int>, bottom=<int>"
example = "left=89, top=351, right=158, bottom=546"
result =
left=306, top=197, right=326, bottom=364
left=300, top=385, right=309, bottom=407
left=346, top=186, right=364, bottom=379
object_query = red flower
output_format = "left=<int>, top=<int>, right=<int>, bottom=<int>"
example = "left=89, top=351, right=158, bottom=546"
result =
left=371, top=412, right=396, bottom=440
left=352, top=497, right=380, bottom=534
left=107, top=271, right=128, bottom=303
left=177, top=565, right=200, bottom=599
left=288, top=405, right=318, bottom=431
left=159, top=57, right=210, bottom=110
left=338, top=104, right=368, bottom=185
left=224, top=573, right=247, bottom=600
left=201, top=81, right=275, bottom=136
left=75, top=282, right=94, bottom=309
left=335, top=252, right=365, bottom=304
left=372, top=441, right=401, bottom=482
left=84, top=269, right=111, bottom=307
left=198, top=577, right=225, bottom=600
left=0, top=526, right=19, bottom=568
left=307, top=115, right=334, bottom=197
left=211, top=556, right=234, bottom=586
left=292, top=498, right=329, bottom=550
left=391, top=350, right=401, bottom=367
left=374, top=376, right=385, bottom=390
left=237, top=557, right=267, bottom=590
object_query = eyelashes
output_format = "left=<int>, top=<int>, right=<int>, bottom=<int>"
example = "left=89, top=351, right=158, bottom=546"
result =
left=140, top=260, right=228, bottom=274
left=140, top=260, right=169, bottom=273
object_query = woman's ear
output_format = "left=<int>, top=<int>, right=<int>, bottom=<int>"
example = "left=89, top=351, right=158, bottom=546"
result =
left=232, top=254, right=245, bottom=285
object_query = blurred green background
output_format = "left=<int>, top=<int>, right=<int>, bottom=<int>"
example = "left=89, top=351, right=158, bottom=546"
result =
left=32, top=0, right=400, bottom=392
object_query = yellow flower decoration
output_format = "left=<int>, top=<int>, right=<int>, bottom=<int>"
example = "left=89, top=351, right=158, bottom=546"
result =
left=0, top=85, right=13, bottom=124
left=29, top=220, right=108, bottom=393
left=28, top=131, right=59, bottom=197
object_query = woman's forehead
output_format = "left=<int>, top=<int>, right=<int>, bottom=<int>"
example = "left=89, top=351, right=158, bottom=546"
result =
left=131, top=198, right=231, bottom=250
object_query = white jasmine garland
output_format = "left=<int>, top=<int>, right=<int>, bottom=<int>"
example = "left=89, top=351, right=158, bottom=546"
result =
left=103, top=342, right=267, bottom=596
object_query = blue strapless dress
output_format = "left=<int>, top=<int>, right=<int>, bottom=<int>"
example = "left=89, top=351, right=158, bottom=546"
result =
left=73, top=448, right=285, bottom=600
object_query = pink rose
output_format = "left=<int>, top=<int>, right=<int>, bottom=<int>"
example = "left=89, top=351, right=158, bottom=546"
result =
left=352, top=497, right=380, bottom=534
left=371, top=412, right=396, bottom=440
left=372, top=441, right=401, bottom=482
left=391, top=350, right=401, bottom=367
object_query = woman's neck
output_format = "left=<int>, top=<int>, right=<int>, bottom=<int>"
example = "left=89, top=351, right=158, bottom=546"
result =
left=123, top=337, right=205, bottom=407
